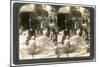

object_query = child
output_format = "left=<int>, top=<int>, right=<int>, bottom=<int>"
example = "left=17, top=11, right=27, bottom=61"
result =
left=63, top=35, right=70, bottom=57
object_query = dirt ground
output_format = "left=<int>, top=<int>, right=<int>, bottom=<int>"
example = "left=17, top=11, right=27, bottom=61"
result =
left=19, top=40, right=90, bottom=60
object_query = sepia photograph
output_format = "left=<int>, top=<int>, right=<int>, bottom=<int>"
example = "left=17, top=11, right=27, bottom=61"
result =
left=18, top=3, right=93, bottom=60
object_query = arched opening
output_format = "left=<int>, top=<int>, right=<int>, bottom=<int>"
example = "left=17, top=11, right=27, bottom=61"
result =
left=19, top=4, right=48, bottom=36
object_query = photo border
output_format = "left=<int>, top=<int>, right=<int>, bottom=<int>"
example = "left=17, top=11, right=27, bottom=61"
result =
left=10, top=0, right=96, bottom=66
